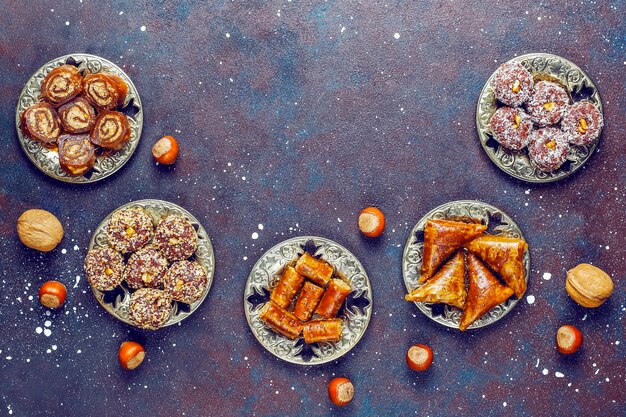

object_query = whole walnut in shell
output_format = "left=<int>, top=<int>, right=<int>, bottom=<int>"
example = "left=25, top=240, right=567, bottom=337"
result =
left=566, top=263, right=613, bottom=308
left=17, top=209, right=64, bottom=252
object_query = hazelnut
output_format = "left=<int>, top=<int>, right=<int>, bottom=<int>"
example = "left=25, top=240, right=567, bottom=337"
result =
left=566, top=263, right=613, bottom=308
left=152, top=135, right=179, bottom=165
left=512, top=114, right=522, bottom=129
left=39, top=281, right=67, bottom=308
left=118, top=341, right=145, bottom=370
left=511, top=79, right=521, bottom=93
left=545, top=139, right=556, bottom=150
left=577, top=118, right=588, bottom=134
left=17, top=209, right=64, bottom=252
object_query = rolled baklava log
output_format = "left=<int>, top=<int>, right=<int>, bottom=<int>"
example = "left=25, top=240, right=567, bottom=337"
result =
left=21, top=102, right=61, bottom=144
left=41, top=65, right=83, bottom=106
left=90, top=110, right=131, bottom=150
left=83, top=72, right=128, bottom=110
left=58, top=97, right=96, bottom=133
left=57, top=134, right=96, bottom=176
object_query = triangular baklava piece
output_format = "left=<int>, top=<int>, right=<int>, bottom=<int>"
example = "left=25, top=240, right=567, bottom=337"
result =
left=459, top=252, right=514, bottom=331
left=465, top=233, right=527, bottom=298
left=419, top=219, right=487, bottom=284
left=406, top=250, right=467, bottom=309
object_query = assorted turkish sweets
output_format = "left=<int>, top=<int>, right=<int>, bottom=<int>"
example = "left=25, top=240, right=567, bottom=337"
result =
left=259, top=252, right=351, bottom=344
left=405, top=219, right=527, bottom=331
left=84, top=207, right=207, bottom=330
left=20, top=63, right=131, bottom=176
left=489, top=62, right=603, bottom=172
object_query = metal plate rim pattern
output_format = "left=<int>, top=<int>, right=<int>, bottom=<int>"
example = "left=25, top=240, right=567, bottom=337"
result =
left=475, top=52, right=603, bottom=183
left=244, top=235, right=373, bottom=366
left=402, top=200, right=530, bottom=330
left=87, top=199, right=215, bottom=329
left=15, top=53, right=143, bottom=184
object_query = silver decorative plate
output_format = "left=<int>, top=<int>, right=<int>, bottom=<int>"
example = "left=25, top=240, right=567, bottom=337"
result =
left=16, top=53, right=143, bottom=183
left=87, top=199, right=214, bottom=328
left=402, top=200, right=530, bottom=330
left=476, top=53, right=603, bottom=183
left=244, top=236, right=373, bottom=365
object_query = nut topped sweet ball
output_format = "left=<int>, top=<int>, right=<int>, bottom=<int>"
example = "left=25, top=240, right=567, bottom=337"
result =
left=84, top=247, right=125, bottom=291
left=163, top=260, right=208, bottom=304
left=123, top=245, right=169, bottom=289
left=526, top=81, right=569, bottom=126
left=106, top=207, right=154, bottom=253
left=153, top=214, right=198, bottom=261
left=489, top=107, right=534, bottom=151
left=128, top=288, right=172, bottom=330
left=492, top=62, right=534, bottom=107
left=528, top=127, right=570, bottom=172
left=561, top=100, right=604, bottom=146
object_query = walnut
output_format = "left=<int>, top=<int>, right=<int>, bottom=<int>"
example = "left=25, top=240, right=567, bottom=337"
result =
left=17, top=209, right=64, bottom=252
left=566, top=263, right=613, bottom=308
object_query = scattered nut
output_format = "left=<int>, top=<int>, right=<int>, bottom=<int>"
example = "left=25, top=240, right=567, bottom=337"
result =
left=511, top=79, right=521, bottom=93
left=118, top=341, right=145, bottom=370
left=152, top=135, right=179, bottom=165
left=566, top=263, right=613, bottom=308
left=39, top=281, right=67, bottom=308
left=125, top=226, right=136, bottom=237
left=358, top=207, right=386, bottom=238
left=406, top=344, right=433, bottom=371
left=328, top=377, right=354, bottom=406
left=17, top=209, right=64, bottom=252
left=545, top=139, right=556, bottom=150
left=543, top=102, right=556, bottom=111
left=512, top=114, right=522, bottom=129
left=578, top=118, right=588, bottom=134
left=556, top=325, right=583, bottom=354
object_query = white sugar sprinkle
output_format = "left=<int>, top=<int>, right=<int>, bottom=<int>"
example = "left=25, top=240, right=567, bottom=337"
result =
left=258, top=224, right=264, bottom=230
left=555, top=372, right=564, bottom=378
left=542, top=368, right=549, bottom=375
left=35, top=327, right=43, bottom=334
left=542, top=272, right=552, bottom=280
left=44, top=329, right=52, bottom=337
left=61, top=249, right=67, bottom=254
left=140, top=25, right=146, bottom=31
left=44, top=320, right=51, bottom=327
left=251, top=232, right=259, bottom=240
left=526, top=295, right=535, bottom=304
left=393, top=32, right=400, bottom=39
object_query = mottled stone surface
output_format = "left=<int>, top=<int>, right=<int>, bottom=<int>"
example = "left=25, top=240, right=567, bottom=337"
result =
left=0, top=1, right=624, bottom=416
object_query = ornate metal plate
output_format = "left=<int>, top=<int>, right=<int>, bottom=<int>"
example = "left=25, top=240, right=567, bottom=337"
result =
left=15, top=53, right=143, bottom=183
left=87, top=199, right=215, bottom=329
left=476, top=53, right=603, bottom=183
left=244, top=236, right=373, bottom=365
left=402, top=200, right=530, bottom=330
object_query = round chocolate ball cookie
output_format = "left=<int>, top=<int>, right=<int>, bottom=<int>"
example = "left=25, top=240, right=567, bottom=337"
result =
left=163, top=260, right=207, bottom=304
left=84, top=247, right=125, bottom=291
left=107, top=207, right=154, bottom=253
left=528, top=127, right=570, bottom=172
left=128, top=288, right=172, bottom=330
left=489, top=107, right=533, bottom=150
left=561, top=100, right=604, bottom=146
left=526, top=81, right=569, bottom=126
left=492, top=62, right=534, bottom=107
left=154, top=215, right=198, bottom=261
left=123, top=245, right=169, bottom=289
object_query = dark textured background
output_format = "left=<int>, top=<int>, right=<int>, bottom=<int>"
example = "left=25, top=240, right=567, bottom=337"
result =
left=0, top=1, right=624, bottom=416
